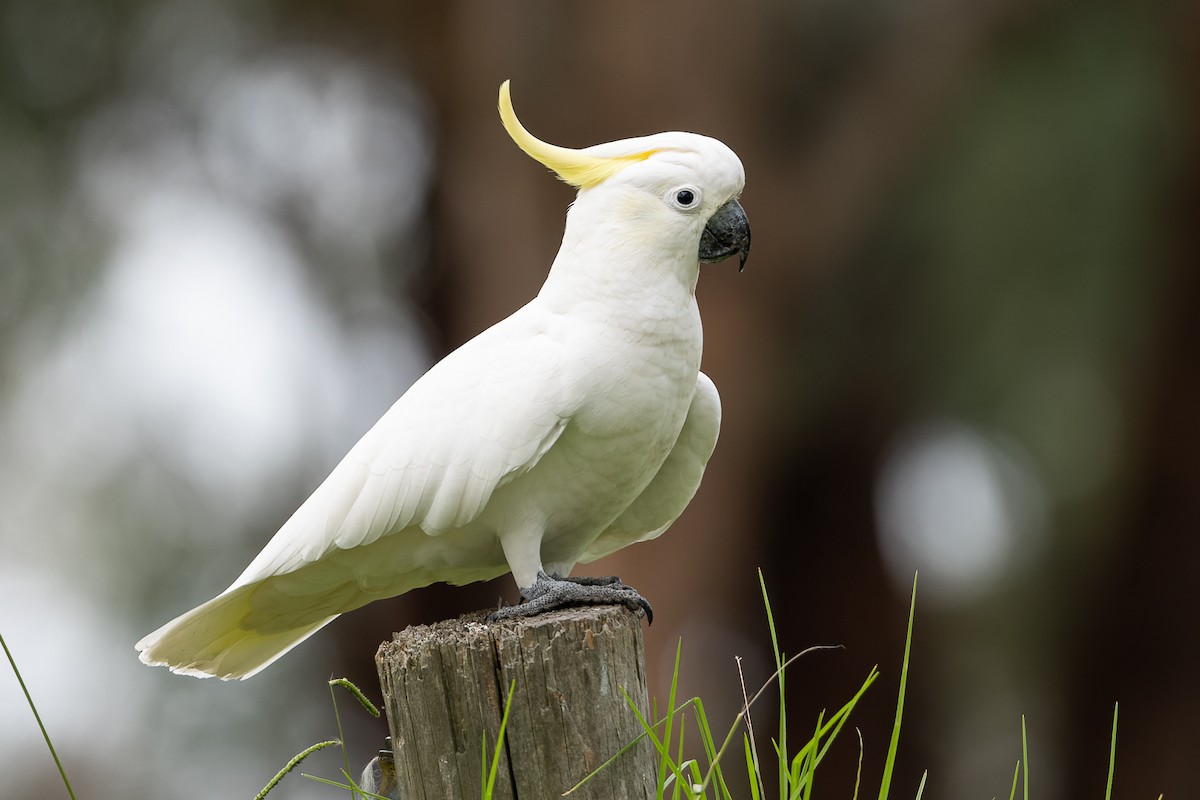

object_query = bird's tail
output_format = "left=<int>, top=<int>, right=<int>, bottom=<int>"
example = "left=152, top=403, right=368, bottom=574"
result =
left=134, top=584, right=338, bottom=680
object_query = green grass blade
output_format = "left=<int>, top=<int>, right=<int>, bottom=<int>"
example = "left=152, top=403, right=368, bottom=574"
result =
left=300, top=772, right=358, bottom=792
left=738, top=656, right=766, bottom=800
left=684, top=758, right=704, bottom=800
left=913, top=770, right=928, bottom=800
left=659, top=640, right=685, bottom=799
left=326, top=680, right=355, bottom=789
left=347, top=766, right=395, bottom=800
left=807, top=667, right=879, bottom=776
left=744, top=733, right=762, bottom=800
left=1105, top=703, right=1118, bottom=800
left=787, top=670, right=878, bottom=800
left=1021, top=716, right=1029, bottom=800
left=692, top=698, right=732, bottom=799
left=673, top=708, right=687, bottom=800
left=328, top=677, right=381, bottom=717
left=801, top=711, right=824, bottom=800
left=878, top=573, right=917, bottom=800
left=301, top=767, right=392, bottom=800
left=483, top=679, right=517, bottom=799
left=619, top=687, right=697, bottom=797
left=693, top=645, right=872, bottom=794
left=1, top=632, right=78, bottom=800
left=777, top=665, right=787, bottom=800
left=758, top=569, right=787, bottom=800
left=787, top=722, right=813, bottom=798
left=300, top=772, right=350, bottom=790
left=758, top=568, right=783, bottom=676
left=562, top=717, right=648, bottom=795
left=255, top=740, right=339, bottom=799
left=326, top=677, right=383, bottom=797
left=625, top=698, right=673, bottom=755
left=1008, top=759, right=1020, bottom=800
left=565, top=692, right=699, bottom=795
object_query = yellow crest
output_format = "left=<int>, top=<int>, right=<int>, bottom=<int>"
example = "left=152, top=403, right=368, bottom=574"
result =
left=498, top=80, right=658, bottom=189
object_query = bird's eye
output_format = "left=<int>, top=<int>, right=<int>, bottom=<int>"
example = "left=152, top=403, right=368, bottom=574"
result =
left=669, top=187, right=701, bottom=210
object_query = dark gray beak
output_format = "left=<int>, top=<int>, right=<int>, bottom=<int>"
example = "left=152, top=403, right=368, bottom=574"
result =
left=699, top=198, right=751, bottom=271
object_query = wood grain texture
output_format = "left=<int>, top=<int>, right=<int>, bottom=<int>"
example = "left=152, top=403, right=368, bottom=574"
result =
left=376, top=605, right=655, bottom=799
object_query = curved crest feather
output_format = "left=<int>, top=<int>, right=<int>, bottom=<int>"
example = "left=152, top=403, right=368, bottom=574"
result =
left=498, top=80, right=658, bottom=189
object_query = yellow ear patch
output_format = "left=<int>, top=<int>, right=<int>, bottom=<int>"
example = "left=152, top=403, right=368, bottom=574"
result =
left=498, top=80, right=658, bottom=189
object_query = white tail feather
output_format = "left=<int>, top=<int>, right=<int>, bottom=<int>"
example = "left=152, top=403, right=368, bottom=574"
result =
left=135, top=584, right=338, bottom=680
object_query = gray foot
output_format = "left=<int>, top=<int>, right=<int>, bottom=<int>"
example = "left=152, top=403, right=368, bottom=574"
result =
left=552, top=574, right=623, bottom=587
left=488, top=571, right=653, bottom=624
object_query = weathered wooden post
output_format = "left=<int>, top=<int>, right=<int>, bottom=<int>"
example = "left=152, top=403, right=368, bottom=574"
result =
left=375, top=605, right=656, bottom=799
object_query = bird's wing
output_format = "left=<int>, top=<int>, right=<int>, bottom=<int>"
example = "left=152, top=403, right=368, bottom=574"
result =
left=579, top=371, right=721, bottom=562
left=134, top=307, right=573, bottom=679
left=229, top=306, right=571, bottom=589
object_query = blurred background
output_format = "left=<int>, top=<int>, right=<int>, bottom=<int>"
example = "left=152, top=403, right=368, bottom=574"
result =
left=1, top=0, right=1196, bottom=797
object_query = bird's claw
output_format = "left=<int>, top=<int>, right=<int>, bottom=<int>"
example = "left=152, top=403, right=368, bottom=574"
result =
left=487, top=571, right=653, bottom=624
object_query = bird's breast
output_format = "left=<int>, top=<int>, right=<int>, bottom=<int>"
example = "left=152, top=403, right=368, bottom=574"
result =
left=567, top=298, right=702, bottom=432
left=531, top=306, right=701, bottom=518
left=476, top=290, right=704, bottom=566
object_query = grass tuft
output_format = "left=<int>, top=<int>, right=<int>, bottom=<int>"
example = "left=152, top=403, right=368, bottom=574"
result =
left=258, top=677, right=392, bottom=799
left=260, top=675, right=517, bottom=800
left=2, top=573, right=1148, bottom=799
left=569, top=572, right=879, bottom=800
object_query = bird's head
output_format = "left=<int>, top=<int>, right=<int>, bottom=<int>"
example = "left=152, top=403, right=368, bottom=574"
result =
left=499, top=81, right=750, bottom=272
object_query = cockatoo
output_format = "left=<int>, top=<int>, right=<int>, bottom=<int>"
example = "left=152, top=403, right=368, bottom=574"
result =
left=136, top=81, right=750, bottom=680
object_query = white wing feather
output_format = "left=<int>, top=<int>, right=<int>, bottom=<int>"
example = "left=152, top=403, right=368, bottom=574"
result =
left=136, top=303, right=573, bottom=678
left=579, top=371, right=721, bottom=562
left=230, top=303, right=570, bottom=586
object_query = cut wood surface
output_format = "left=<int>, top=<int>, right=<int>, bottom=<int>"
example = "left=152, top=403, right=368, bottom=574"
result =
left=376, top=605, right=656, bottom=799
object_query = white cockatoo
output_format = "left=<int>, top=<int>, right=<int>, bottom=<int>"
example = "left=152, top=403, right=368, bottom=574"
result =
left=136, top=81, right=750, bottom=680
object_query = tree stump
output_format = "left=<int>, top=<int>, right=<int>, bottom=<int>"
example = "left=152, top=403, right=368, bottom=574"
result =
left=375, top=605, right=656, bottom=799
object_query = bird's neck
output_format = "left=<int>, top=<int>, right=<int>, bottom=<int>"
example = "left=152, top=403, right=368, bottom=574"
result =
left=536, top=198, right=701, bottom=323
